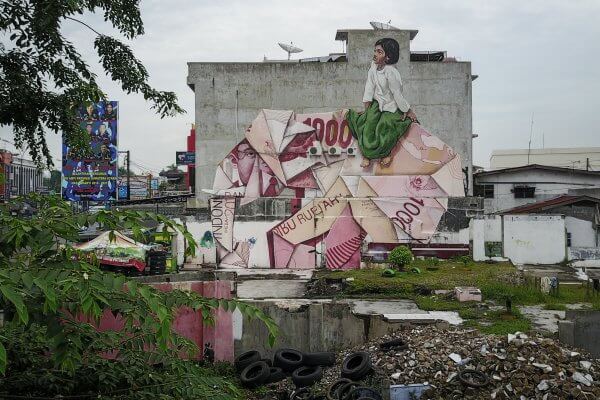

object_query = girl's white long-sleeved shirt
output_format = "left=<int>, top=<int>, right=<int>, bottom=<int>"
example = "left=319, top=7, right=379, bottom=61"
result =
left=362, top=62, right=411, bottom=113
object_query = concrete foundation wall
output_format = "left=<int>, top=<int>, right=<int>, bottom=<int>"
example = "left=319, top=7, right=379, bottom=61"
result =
left=233, top=301, right=443, bottom=357
left=559, top=310, right=600, bottom=357
left=188, top=28, right=473, bottom=203
left=503, top=214, right=566, bottom=265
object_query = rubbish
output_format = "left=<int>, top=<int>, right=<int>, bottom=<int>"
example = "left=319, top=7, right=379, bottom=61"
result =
left=532, top=363, right=553, bottom=373
left=389, top=384, right=431, bottom=400
left=446, top=372, right=457, bottom=382
left=454, top=286, right=482, bottom=302
left=380, top=338, right=408, bottom=351
left=448, top=353, right=462, bottom=363
left=537, top=380, right=549, bottom=391
left=573, top=371, right=593, bottom=386
left=580, top=360, right=592, bottom=370
left=458, top=369, right=489, bottom=388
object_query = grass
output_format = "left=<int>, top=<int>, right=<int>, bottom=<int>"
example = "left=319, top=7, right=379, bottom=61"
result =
left=313, top=259, right=598, bottom=336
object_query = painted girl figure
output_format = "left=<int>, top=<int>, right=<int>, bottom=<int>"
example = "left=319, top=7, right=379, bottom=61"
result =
left=346, top=38, right=417, bottom=168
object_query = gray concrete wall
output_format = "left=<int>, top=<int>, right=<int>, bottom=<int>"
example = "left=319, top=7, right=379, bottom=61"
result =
left=559, top=310, right=600, bottom=357
left=234, top=300, right=443, bottom=357
left=188, top=28, right=473, bottom=203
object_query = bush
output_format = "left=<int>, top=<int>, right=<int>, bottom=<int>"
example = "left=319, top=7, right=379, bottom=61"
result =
left=387, top=246, right=413, bottom=270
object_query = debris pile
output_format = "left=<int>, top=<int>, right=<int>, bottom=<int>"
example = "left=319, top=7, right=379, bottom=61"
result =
left=253, top=325, right=600, bottom=399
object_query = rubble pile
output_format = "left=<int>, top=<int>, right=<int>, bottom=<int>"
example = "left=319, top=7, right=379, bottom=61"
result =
left=373, top=326, right=599, bottom=399
left=257, top=325, right=600, bottom=399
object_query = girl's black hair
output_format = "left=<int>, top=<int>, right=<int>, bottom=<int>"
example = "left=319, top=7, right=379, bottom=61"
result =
left=375, top=37, right=400, bottom=64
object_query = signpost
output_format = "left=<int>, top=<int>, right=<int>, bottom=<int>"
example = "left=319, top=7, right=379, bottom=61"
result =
left=176, top=151, right=195, bottom=166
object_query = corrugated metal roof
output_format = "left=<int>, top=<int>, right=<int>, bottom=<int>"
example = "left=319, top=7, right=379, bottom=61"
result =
left=497, top=195, right=600, bottom=214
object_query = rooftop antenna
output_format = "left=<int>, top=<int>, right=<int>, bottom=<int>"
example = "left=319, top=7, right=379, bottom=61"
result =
left=278, top=42, right=303, bottom=60
left=370, top=20, right=399, bottom=30
left=527, top=113, right=534, bottom=165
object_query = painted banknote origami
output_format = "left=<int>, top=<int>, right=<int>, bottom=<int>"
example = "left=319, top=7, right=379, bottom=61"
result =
left=206, top=109, right=464, bottom=269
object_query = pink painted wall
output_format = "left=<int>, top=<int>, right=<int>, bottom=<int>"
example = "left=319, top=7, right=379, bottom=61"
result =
left=85, top=280, right=235, bottom=362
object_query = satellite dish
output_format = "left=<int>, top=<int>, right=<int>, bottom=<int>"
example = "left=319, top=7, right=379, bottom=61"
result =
left=278, top=42, right=303, bottom=60
left=370, top=20, right=399, bottom=30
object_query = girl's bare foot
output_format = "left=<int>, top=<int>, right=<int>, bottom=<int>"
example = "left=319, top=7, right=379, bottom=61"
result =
left=360, top=158, right=371, bottom=168
left=380, top=156, right=393, bottom=167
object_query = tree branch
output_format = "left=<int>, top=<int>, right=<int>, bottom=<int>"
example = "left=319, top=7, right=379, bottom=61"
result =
left=64, top=16, right=102, bottom=37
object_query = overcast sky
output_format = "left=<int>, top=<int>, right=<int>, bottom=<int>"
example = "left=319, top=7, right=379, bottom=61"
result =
left=2, top=0, right=599, bottom=173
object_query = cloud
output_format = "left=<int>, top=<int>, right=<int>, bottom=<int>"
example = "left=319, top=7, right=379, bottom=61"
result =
left=2, top=0, right=599, bottom=172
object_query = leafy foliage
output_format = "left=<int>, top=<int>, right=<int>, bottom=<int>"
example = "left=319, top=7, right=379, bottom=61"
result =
left=0, top=0, right=185, bottom=166
left=0, top=194, right=279, bottom=397
left=387, top=245, right=413, bottom=269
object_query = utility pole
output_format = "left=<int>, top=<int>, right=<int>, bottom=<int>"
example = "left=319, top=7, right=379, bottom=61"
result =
left=126, top=150, right=131, bottom=200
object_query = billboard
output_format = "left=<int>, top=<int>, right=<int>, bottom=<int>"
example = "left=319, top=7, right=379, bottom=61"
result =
left=62, top=101, right=118, bottom=201
left=129, top=175, right=150, bottom=200
left=176, top=151, right=195, bottom=165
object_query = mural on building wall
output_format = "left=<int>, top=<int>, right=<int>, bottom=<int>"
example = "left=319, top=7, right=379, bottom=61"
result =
left=206, top=108, right=464, bottom=269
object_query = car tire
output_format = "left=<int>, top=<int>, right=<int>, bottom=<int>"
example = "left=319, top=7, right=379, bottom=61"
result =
left=292, top=365, right=323, bottom=387
left=379, top=338, right=408, bottom=351
left=239, top=361, right=270, bottom=388
left=291, top=387, right=312, bottom=400
left=235, top=350, right=261, bottom=372
left=304, top=351, right=336, bottom=367
left=261, top=357, right=273, bottom=367
left=264, top=367, right=287, bottom=384
left=327, top=378, right=352, bottom=400
left=345, top=387, right=383, bottom=400
left=337, top=381, right=360, bottom=400
left=274, top=348, right=304, bottom=372
left=341, top=352, right=372, bottom=380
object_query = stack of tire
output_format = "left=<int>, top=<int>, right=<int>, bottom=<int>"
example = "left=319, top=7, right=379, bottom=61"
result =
left=324, top=351, right=382, bottom=400
left=235, top=348, right=383, bottom=400
left=234, top=348, right=334, bottom=390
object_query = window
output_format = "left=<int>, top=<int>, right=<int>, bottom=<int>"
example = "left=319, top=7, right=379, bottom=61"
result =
left=474, top=184, right=494, bottom=199
left=567, top=232, right=572, bottom=247
left=513, top=185, right=535, bottom=198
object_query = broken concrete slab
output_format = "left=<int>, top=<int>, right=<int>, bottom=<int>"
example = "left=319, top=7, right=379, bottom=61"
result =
left=236, top=279, right=309, bottom=299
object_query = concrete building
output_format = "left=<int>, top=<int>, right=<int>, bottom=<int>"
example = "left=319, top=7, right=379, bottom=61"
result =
left=0, top=150, right=46, bottom=200
left=490, top=147, right=600, bottom=171
left=474, top=164, right=600, bottom=213
left=187, top=26, right=476, bottom=204
left=472, top=196, right=600, bottom=266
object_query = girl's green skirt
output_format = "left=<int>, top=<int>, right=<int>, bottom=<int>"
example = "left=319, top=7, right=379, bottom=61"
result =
left=345, top=100, right=412, bottom=160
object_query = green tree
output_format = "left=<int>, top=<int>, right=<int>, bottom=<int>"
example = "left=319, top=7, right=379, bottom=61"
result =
left=0, top=0, right=184, bottom=166
left=0, top=194, right=279, bottom=397
left=387, top=245, right=413, bottom=270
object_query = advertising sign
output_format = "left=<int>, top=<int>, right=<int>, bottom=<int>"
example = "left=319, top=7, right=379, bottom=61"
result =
left=129, top=175, right=149, bottom=200
left=176, top=151, right=195, bottom=165
left=62, top=101, right=118, bottom=201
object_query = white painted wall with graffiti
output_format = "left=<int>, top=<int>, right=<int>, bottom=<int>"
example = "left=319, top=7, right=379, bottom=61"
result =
left=193, top=105, right=465, bottom=270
